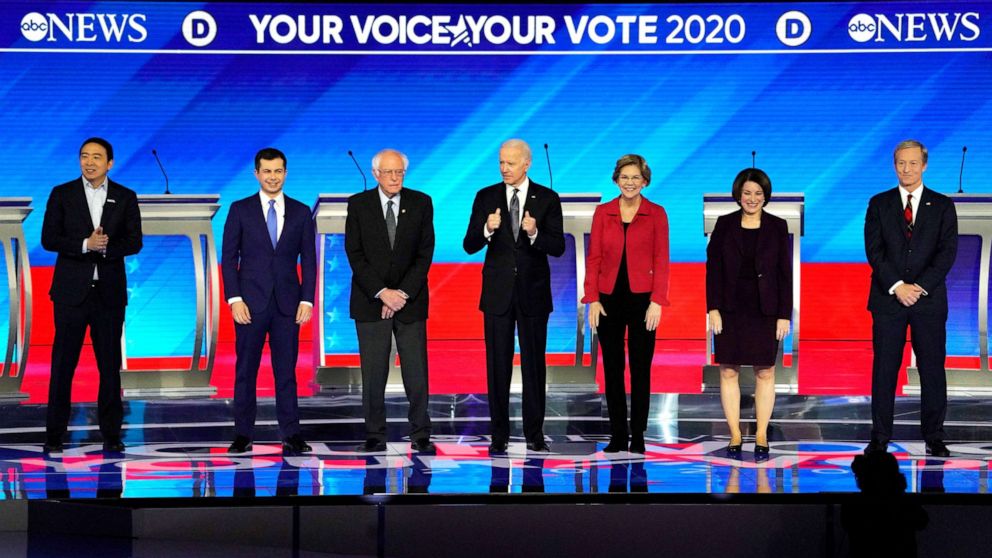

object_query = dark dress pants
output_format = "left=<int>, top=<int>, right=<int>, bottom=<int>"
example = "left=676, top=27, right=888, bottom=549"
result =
left=355, top=318, right=431, bottom=443
left=870, top=306, right=948, bottom=444
left=46, top=285, right=125, bottom=443
left=233, top=293, right=301, bottom=439
left=484, top=290, right=549, bottom=445
left=597, top=295, right=655, bottom=438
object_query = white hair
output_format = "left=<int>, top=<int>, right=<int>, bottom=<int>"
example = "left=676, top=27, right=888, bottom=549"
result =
left=500, top=139, right=532, bottom=161
left=371, top=148, right=409, bottom=171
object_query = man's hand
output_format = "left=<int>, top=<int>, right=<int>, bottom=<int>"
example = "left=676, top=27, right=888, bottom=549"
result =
left=486, top=208, right=502, bottom=233
left=231, top=301, right=251, bottom=325
left=379, top=289, right=407, bottom=312
left=521, top=210, right=537, bottom=236
left=295, top=303, right=312, bottom=325
left=87, top=226, right=108, bottom=253
left=895, top=283, right=923, bottom=307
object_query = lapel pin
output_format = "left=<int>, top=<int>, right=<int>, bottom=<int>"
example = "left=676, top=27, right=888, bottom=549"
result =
left=107, top=199, right=116, bottom=203
left=531, top=195, right=536, bottom=199
left=925, top=202, right=931, bottom=206
left=402, top=209, right=406, bottom=213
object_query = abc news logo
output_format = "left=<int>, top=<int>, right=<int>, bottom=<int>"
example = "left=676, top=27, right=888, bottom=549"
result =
left=20, top=12, right=147, bottom=42
left=847, top=12, right=980, bottom=43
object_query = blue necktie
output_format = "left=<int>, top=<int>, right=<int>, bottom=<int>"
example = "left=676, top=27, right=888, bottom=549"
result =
left=267, top=199, right=278, bottom=248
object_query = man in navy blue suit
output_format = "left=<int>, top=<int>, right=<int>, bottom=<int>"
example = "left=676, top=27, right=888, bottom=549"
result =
left=864, top=139, right=958, bottom=457
left=222, top=147, right=316, bottom=454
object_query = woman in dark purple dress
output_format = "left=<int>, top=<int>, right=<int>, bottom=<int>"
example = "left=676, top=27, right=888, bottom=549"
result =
left=706, top=168, right=792, bottom=457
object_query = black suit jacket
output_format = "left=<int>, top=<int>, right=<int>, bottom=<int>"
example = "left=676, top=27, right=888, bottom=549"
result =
left=41, top=178, right=143, bottom=307
left=345, top=187, right=434, bottom=323
left=864, top=186, right=958, bottom=314
left=463, top=180, right=565, bottom=316
left=706, top=210, right=792, bottom=319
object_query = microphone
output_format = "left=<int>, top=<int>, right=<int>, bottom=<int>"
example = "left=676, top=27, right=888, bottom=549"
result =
left=544, top=143, right=553, bottom=191
left=959, top=146, right=967, bottom=194
left=151, top=149, right=171, bottom=194
left=751, top=150, right=756, bottom=168
left=348, top=150, right=367, bottom=191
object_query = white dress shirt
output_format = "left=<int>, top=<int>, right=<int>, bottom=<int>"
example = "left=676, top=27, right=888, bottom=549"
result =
left=81, top=176, right=108, bottom=279
left=483, top=176, right=537, bottom=244
left=889, top=184, right=927, bottom=296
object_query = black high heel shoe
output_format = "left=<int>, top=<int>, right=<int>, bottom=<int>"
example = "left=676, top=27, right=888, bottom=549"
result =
left=603, top=437, right=628, bottom=453
left=726, top=439, right=743, bottom=456
left=754, top=443, right=770, bottom=460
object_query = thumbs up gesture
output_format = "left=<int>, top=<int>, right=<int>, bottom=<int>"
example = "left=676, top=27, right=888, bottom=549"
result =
left=486, top=207, right=502, bottom=233
left=521, top=210, right=537, bottom=236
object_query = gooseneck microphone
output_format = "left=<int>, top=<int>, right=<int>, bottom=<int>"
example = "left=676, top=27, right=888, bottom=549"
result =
left=544, top=143, right=553, bottom=191
left=751, top=150, right=756, bottom=168
left=959, top=146, right=967, bottom=194
left=151, top=149, right=171, bottom=194
left=348, top=150, right=367, bottom=191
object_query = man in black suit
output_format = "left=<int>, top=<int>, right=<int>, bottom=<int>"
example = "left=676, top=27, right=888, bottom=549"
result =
left=222, top=147, right=316, bottom=455
left=463, top=139, right=565, bottom=453
left=41, top=137, right=143, bottom=453
left=346, top=149, right=435, bottom=453
left=864, top=139, right=958, bottom=457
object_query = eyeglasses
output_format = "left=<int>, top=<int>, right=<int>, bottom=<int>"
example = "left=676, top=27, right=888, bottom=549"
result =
left=618, top=175, right=643, bottom=183
left=378, top=169, right=406, bottom=177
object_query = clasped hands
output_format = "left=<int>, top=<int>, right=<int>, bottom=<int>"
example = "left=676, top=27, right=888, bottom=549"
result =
left=231, top=301, right=313, bottom=325
left=87, top=226, right=108, bottom=254
left=486, top=208, right=537, bottom=236
left=894, top=283, right=924, bottom=307
left=708, top=309, right=791, bottom=341
left=379, top=288, right=407, bottom=320
left=588, top=301, right=663, bottom=333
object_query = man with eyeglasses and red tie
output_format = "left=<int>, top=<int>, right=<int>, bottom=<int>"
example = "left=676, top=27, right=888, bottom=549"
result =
left=346, top=149, right=435, bottom=454
left=864, top=139, right=958, bottom=458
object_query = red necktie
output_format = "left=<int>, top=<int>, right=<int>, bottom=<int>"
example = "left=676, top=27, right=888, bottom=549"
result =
left=904, top=194, right=913, bottom=239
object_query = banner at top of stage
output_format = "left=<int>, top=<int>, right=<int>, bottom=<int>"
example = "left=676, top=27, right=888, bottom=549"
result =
left=3, top=1, right=990, bottom=54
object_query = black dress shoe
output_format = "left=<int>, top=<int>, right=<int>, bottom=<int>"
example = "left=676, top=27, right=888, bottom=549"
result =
left=726, top=441, right=743, bottom=456
left=864, top=440, right=888, bottom=455
left=356, top=438, right=387, bottom=453
left=926, top=440, right=951, bottom=458
left=603, top=437, right=628, bottom=453
left=103, top=440, right=126, bottom=453
left=754, top=444, right=770, bottom=456
left=43, top=441, right=63, bottom=453
left=489, top=439, right=508, bottom=454
left=526, top=440, right=551, bottom=452
left=228, top=435, right=252, bottom=453
left=411, top=438, right=436, bottom=453
left=282, top=434, right=312, bottom=454
left=629, top=434, right=646, bottom=454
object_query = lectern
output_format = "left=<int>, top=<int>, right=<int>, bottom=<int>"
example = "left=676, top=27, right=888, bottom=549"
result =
left=0, top=198, right=32, bottom=401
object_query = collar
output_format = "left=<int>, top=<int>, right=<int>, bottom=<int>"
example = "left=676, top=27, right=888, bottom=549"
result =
left=604, top=195, right=651, bottom=215
left=258, top=190, right=285, bottom=207
left=505, top=177, right=530, bottom=194
left=82, top=176, right=108, bottom=191
left=898, top=184, right=925, bottom=199
left=377, top=186, right=401, bottom=207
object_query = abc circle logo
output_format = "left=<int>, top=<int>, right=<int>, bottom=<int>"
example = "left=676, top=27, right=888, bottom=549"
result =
left=776, top=11, right=811, bottom=47
left=182, top=10, right=217, bottom=47
left=20, top=12, right=48, bottom=42
left=848, top=13, right=876, bottom=43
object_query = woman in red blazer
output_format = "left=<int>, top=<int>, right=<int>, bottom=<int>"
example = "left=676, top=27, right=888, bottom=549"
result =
left=706, top=168, right=792, bottom=459
left=583, top=154, right=670, bottom=454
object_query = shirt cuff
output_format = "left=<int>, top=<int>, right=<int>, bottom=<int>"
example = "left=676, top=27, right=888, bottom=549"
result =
left=915, top=284, right=929, bottom=296
left=300, top=301, right=313, bottom=307
left=396, top=290, right=409, bottom=299
left=82, top=239, right=89, bottom=254
left=374, top=288, right=386, bottom=299
left=528, top=229, right=538, bottom=244
left=227, top=296, right=244, bottom=305
left=483, top=224, right=494, bottom=240
left=888, top=280, right=904, bottom=295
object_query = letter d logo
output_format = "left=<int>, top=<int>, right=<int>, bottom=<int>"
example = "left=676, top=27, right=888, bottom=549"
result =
left=776, top=11, right=811, bottom=47
left=183, top=10, right=216, bottom=47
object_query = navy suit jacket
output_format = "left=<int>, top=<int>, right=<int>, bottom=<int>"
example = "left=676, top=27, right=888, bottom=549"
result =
left=864, top=186, right=958, bottom=315
left=221, top=193, right=316, bottom=316
left=345, top=187, right=434, bottom=323
left=463, top=180, right=565, bottom=316
left=41, top=178, right=143, bottom=307
left=706, top=209, right=792, bottom=320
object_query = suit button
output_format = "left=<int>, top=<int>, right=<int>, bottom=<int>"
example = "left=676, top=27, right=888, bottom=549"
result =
left=908, top=249, right=912, bottom=253
left=905, top=269, right=910, bottom=273
left=757, top=273, right=763, bottom=278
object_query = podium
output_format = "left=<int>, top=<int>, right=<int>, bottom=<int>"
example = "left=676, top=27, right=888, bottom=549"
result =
left=701, top=194, right=804, bottom=394
left=0, top=199, right=32, bottom=401
left=120, top=195, right=221, bottom=398
left=907, top=194, right=992, bottom=394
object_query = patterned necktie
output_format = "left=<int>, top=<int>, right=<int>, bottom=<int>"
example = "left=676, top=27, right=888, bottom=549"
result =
left=904, top=194, right=913, bottom=239
left=386, top=200, right=397, bottom=248
left=266, top=199, right=278, bottom=248
left=510, top=188, right=520, bottom=241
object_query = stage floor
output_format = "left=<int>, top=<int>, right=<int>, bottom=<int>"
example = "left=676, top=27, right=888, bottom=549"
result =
left=2, top=393, right=992, bottom=499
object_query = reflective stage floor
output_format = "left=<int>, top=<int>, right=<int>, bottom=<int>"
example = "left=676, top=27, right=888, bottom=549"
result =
left=3, top=393, right=992, bottom=498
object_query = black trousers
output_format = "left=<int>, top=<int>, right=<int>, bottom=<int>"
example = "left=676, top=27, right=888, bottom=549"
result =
left=46, top=284, right=125, bottom=443
left=870, top=306, right=948, bottom=443
left=597, top=294, right=655, bottom=438
left=355, top=318, right=432, bottom=443
left=484, top=294, right=549, bottom=444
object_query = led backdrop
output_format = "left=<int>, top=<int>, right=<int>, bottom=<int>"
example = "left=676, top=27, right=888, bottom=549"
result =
left=1, top=1, right=990, bottom=360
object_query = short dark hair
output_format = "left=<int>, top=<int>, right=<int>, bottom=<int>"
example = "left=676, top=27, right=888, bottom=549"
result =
left=731, top=167, right=772, bottom=207
left=79, top=137, right=114, bottom=161
left=612, top=154, right=651, bottom=185
left=254, top=147, right=286, bottom=171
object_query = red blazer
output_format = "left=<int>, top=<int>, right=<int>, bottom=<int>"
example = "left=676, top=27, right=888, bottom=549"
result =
left=582, top=196, right=670, bottom=305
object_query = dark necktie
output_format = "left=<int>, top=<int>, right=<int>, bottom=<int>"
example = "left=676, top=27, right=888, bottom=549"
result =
left=386, top=200, right=397, bottom=248
left=510, top=188, right=520, bottom=241
left=266, top=199, right=278, bottom=248
left=904, top=194, right=913, bottom=239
